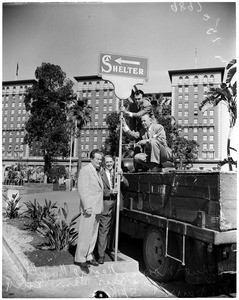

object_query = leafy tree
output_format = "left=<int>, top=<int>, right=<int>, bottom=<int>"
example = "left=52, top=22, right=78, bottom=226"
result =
left=24, top=63, right=76, bottom=180
left=172, top=137, right=199, bottom=169
left=199, top=59, right=237, bottom=171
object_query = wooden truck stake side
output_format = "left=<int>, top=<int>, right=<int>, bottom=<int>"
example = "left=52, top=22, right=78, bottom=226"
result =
left=120, top=170, right=237, bottom=284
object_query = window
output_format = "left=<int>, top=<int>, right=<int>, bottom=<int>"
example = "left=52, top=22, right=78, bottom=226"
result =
left=104, top=98, right=108, bottom=104
left=184, top=119, right=188, bottom=125
left=83, top=92, right=86, bottom=97
left=18, top=109, right=21, bottom=114
left=209, top=144, right=214, bottom=150
left=103, top=114, right=106, bottom=119
left=193, top=119, right=198, bottom=124
left=9, top=137, right=12, bottom=143
left=203, top=75, right=208, bottom=85
left=203, top=111, right=207, bottom=116
left=85, top=145, right=89, bottom=150
left=86, top=137, right=89, bottom=142
left=194, top=86, right=198, bottom=93
left=102, top=137, right=106, bottom=142
left=209, top=75, right=214, bottom=84
left=102, top=129, right=106, bottom=134
left=103, top=121, right=106, bottom=126
left=178, top=119, right=182, bottom=125
left=204, top=86, right=208, bottom=93
left=95, top=114, right=98, bottom=119
left=185, top=87, right=189, bottom=93
left=16, top=137, right=19, bottom=143
left=179, top=95, right=183, bottom=100
left=184, top=111, right=188, bottom=117
left=184, top=128, right=188, bottom=133
left=17, top=116, right=21, bottom=121
left=178, top=111, right=182, bottom=117
left=209, top=110, right=214, bottom=116
left=109, top=98, right=113, bottom=104
left=86, top=130, right=89, bottom=134
left=194, top=103, right=198, bottom=109
left=5, top=103, right=8, bottom=108
left=203, top=144, right=207, bottom=150
left=184, top=103, right=188, bottom=109
left=193, top=136, right=198, bottom=141
left=19, top=102, right=22, bottom=107
left=88, top=99, right=91, bottom=104
left=193, top=128, right=198, bottom=133
left=95, top=99, right=99, bottom=104
left=95, top=121, right=98, bottom=126
left=184, top=76, right=189, bottom=85
left=109, top=91, right=113, bottom=96
left=185, top=95, right=189, bottom=101
left=94, top=137, right=97, bottom=142
left=96, top=91, right=99, bottom=97
left=203, top=127, right=207, bottom=133
left=103, top=106, right=107, bottom=111
left=11, top=109, right=14, bottom=114
left=210, top=119, right=214, bottom=124
left=184, top=135, right=188, bottom=140
left=3, top=116, right=7, bottom=122
left=108, top=106, right=112, bottom=111
left=94, top=130, right=97, bottom=134
left=2, top=138, right=5, bottom=143
left=194, top=76, right=199, bottom=85
left=203, top=119, right=207, bottom=124
left=209, top=127, right=214, bottom=133
left=81, top=137, right=84, bottom=142
left=12, top=102, right=15, bottom=107
left=95, top=106, right=99, bottom=111
left=209, top=136, right=214, bottom=141
left=104, top=91, right=108, bottom=96
left=178, top=76, right=183, bottom=85
left=203, top=136, right=207, bottom=141
left=178, top=103, right=182, bottom=109
left=194, top=94, right=198, bottom=99
left=179, top=87, right=183, bottom=93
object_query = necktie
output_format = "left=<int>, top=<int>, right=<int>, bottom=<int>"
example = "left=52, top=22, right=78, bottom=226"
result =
left=110, top=171, right=114, bottom=189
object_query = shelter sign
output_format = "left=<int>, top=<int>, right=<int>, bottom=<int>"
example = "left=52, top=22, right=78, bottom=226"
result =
left=99, top=52, right=148, bottom=80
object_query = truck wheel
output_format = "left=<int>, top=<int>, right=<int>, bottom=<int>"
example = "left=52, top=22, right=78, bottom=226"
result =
left=143, top=227, right=179, bottom=282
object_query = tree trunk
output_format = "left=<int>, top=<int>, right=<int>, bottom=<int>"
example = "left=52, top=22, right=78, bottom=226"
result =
left=227, top=126, right=233, bottom=171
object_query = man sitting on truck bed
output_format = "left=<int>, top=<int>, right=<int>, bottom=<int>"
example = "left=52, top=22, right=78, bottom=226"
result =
left=122, top=113, right=172, bottom=172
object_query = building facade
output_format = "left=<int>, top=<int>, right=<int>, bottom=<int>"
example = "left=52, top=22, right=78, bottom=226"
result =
left=168, top=67, right=226, bottom=161
left=74, top=75, right=118, bottom=159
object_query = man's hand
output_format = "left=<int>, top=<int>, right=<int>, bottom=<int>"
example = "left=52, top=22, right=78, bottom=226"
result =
left=85, top=207, right=92, bottom=216
left=137, top=139, right=149, bottom=146
left=111, top=187, right=118, bottom=194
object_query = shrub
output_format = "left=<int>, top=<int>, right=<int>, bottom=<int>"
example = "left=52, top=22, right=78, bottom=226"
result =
left=3, top=193, right=22, bottom=219
left=23, top=199, right=57, bottom=231
left=38, top=202, right=79, bottom=251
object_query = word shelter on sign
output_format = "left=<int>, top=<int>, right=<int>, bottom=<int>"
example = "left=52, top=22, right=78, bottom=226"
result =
left=98, top=52, right=148, bottom=80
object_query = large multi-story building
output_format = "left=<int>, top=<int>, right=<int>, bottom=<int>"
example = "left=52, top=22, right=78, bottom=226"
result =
left=74, top=75, right=118, bottom=159
left=168, top=67, right=227, bottom=162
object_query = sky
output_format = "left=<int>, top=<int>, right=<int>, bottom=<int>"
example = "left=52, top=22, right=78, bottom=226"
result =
left=2, top=1, right=236, bottom=93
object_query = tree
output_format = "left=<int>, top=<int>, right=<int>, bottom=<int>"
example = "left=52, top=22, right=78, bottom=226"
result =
left=199, top=59, right=237, bottom=171
left=24, top=63, right=76, bottom=180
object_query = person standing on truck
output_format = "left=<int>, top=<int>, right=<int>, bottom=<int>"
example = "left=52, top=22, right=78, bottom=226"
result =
left=121, top=89, right=153, bottom=131
left=74, top=149, right=104, bottom=273
left=122, top=113, right=171, bottom=172
left=97, top=155, right=129, bottom=264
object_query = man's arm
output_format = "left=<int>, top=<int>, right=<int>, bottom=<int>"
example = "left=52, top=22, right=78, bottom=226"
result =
left=78, top=167, right=91, bottom=210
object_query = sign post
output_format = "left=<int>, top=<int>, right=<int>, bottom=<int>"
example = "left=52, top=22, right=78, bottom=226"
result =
left=98, top=52, right=148, bottom=261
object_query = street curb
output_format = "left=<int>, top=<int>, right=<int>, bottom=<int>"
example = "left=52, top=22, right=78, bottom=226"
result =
left=3, top=235, right=139, bottom=282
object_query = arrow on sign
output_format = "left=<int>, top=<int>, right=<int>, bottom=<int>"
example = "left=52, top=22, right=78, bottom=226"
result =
left=115, top=58, right=140, bottom=66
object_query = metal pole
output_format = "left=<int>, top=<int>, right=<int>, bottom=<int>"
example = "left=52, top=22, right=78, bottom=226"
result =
left=114, top=98, right=124, bottom=261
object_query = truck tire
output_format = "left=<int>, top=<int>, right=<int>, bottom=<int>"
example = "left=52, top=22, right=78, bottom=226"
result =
left=143, top=226, right=179, bottom=282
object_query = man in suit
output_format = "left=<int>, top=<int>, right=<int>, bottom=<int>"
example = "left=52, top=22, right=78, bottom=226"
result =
left=121, top=89, right=152, bottom=131
left=97, top=155, right=129, bottom=264
left=74, top=149, right=104, bottom=273
left=122, top=113, right=172, bottom=172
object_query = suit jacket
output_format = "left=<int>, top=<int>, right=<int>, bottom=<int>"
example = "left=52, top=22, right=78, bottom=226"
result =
left=125, top=123, right=172, bottom=159
left=100, top=168, right=129, bottom=213
left=129, top=98, right=152, bottom=118
left=78, top=163, right=104, bottom=214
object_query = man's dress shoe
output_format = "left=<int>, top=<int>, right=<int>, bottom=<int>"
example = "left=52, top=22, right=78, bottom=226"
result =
left=74, top=261, right=89, bottom=273
left=98, top=257, right=104, bottom=264
left=87, top=259, right=99, bottom=266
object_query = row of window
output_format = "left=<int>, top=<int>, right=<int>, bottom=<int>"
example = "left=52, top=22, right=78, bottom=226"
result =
left=81, top=129, right=107, bottom=135
left=178, top=118, right=214, bottom=125
left=82, top=90, right=114, bottom=97
left=3, top=108, right=26, bottom=114
left=178, top=86, right=211, bottom=93
left=178, top=75, right=215, bottom=85
left=3, top=116, right=26, bottom=122
left=178, top=111, right=214, bottom=117
left=87, top=98, right=113, bottom=104
left=183, top=127, right=214, bottom=133
left=2, top=137, right=24, bottom=143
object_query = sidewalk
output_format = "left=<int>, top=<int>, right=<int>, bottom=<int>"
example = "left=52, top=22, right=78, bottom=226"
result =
left=2, top=243, right=172, bottom=298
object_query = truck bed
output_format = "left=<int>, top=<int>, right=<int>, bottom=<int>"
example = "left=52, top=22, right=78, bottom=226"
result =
left=123, top=170, right=237, bottom=232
